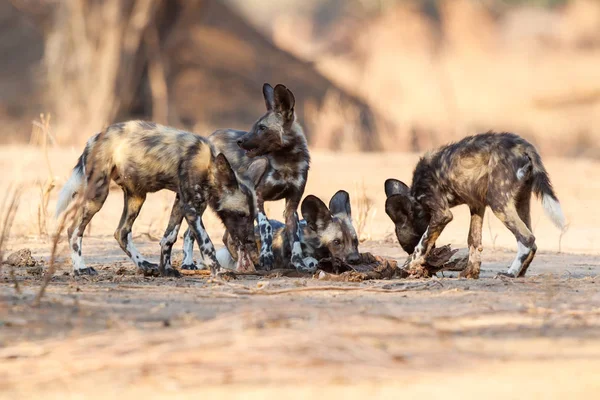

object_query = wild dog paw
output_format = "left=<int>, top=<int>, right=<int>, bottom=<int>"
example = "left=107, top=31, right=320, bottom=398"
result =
left=180, top=263, right=199, bottom=270
left=259, top=252, right=275, bottom=271
left=293, top=258, right=317, bottom=274
left=303, top=257, right=319, bottom=272
left=406, top=259, right=431, bottom=278
left=138, top=261, right=161, bottom=277
left=74, top=267, right=98, bottom=276
left=459, top=262, right=481, bottom=279
left=162, top=267, right=182, bottom=278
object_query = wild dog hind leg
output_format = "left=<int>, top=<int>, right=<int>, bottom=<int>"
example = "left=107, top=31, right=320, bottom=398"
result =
left=158, top=196, right=184, bottom=277
left=492, top=204, right=536, bottom=278
left=68, top=173, right=110, bottom=276
left=114, top=191, right=159, bottom=276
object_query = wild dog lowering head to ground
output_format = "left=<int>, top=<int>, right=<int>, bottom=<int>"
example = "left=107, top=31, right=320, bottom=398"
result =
left=215, top=190, right=360, bottom=270
left=384, top=132, right=566, bottom=279
left=55, top=121, right=265, bottom=277
left=181, top=83, right=313, bottom=273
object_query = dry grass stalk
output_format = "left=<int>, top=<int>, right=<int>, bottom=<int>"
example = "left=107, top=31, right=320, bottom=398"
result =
left=353, top=180, right=376, bottom=242
left=45, top=0, right=160, bottom=144
left=33, top=197, right=80, bottom=307
left=31, top=114, right=56, bottom=237
left=0, top=185, right=24, bottom=293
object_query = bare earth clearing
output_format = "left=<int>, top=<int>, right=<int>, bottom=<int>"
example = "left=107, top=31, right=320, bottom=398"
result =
left=1, top=148, right=600, bottom=398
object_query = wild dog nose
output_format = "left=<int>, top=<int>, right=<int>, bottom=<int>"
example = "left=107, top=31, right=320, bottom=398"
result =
left=237, top=138, right=244, bottom=147
left=347, top=252, right=361, bottom=264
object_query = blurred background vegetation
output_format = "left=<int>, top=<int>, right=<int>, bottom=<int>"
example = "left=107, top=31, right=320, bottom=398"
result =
left=1, top=0, right=599, bottom=157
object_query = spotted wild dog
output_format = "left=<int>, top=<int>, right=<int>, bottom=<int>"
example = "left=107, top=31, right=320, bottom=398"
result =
left=214, top=190, right=360, bottom=270
left=180, top=83, right=314, bottom=273
left=55, top=121, right=265, bottom=277
left=384, top=132, right=565, bottom=279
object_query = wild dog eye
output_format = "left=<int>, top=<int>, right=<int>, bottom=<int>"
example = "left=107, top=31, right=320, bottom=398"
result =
left=258, top=124, right=267, bottom=131
left=332, top=239, right=342, bottom=247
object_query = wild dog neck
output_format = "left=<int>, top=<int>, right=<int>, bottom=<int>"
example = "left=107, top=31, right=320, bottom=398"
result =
left=268, top=123, right=310, bottom=169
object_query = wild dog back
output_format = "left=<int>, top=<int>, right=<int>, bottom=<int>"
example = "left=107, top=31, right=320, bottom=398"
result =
left=385, top=132, right=565, bottom=279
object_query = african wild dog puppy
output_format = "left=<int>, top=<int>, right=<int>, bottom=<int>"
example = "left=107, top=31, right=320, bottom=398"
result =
left=180, top=83, right=314, bottom=272
left=215, top=190, right=360, bottom=270
left=384, top=132, right=565, bottom=279
left=55, top=121, right=265, bottom=277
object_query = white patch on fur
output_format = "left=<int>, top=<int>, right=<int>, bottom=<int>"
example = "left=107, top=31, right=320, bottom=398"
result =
left=126, top=232, right=146, bottom=265
left=542, top=194, right=566, bottom=230
left=69, top=228, right=85, bottom=271
left=160, top=224, right=179, bottom=247
left=196, top=220, right=217, bottom=270
left=303, top=257, right=318, bottom=270
left=413, top=227, right=429, bottom=259
left=182, top=231, right=195, bottom=266
left=217, top=191, right=249, bottom=214
left=216, top=247, right=236, bottom=270
left=508, top=241, right=530, bottom=276
left=56, top=167, right=84, bottom=216
left=257, top=212, right=273, bottom=254
left=291, top=241, right=303, bottom=259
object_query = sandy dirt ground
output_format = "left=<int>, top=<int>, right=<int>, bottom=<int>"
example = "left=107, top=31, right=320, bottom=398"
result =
left=1, top=147, right=600, bottom=399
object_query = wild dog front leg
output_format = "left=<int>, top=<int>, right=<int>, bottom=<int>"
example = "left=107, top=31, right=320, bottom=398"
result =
left=256, top=195, right=275, bottom=270
left=158, top=196, right=184, bottom=278
left=285, top=198, right=316, bottom=273
left=181, top=228, right=202, bottom=270
left=460, top=207, right=485, bottom=279
left=409, top=209, right=453, bottom=277
left=181, top=198, right=221, bottom=275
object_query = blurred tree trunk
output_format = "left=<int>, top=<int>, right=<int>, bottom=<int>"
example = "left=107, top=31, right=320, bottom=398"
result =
left=43, top=0, right=163, bottom=144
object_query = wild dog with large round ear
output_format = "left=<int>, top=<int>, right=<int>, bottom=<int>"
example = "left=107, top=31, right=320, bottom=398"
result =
left=181, top=83, right=313, bottom=273
left=55, top=120, right=259, bottom=277
left=384, top=132, right=566, bottom=279
left=301, top=191, right=360, bottom=264
left=214, top=190, right=361, bottom=271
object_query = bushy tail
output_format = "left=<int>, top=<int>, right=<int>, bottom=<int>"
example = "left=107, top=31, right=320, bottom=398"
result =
left=528, top=150, right=566, bottom=230
left=55, top=134, right=99, bottom=217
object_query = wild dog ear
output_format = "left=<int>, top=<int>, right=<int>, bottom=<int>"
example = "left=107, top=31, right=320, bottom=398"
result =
left=263, top=83, right=275, bottom=111
left=329, top=190, right=351, bottom=218
left=384, top=178, right=410, bottom=198
left=301, top=195, right=332, bottom=232
left=245, top=158, right=268, bottom=187
left=273, top=84, right=295, bottom=119
left=385, top=194, right=413, bottom=224
left=213, top=153, right=238, bottom=190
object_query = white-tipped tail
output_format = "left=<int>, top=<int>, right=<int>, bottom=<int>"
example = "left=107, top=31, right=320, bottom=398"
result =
left=542, top=194, right=566, bottom=230
left=55, top=167, right=84, bottom=217
left=216, top=247, right=236, bottom=270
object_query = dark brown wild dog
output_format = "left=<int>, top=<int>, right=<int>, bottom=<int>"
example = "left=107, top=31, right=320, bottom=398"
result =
left=384, top=132, right=565, bottom=279
left=55, top=121, right=265, bottom=277
left=180, top=83, right=314, bottom=273
left=215, top=190, right=360, bottom=270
